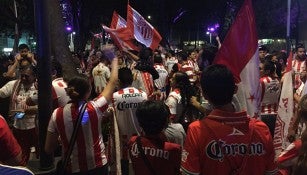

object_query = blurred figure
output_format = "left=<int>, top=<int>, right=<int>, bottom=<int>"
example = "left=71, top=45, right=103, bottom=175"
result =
left=45, top=48, right=118, bottom=174
left=278, top=94, right=307, bottom=175
left=128, top=100, right=181, bottom=175
left=181, top=64, right=278, bottom=175
left=0, top=66, right=38, bottom=165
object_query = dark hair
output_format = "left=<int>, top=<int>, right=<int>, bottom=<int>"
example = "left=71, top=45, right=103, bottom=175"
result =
left=201, top=64, right=235, bottom=106
left=259, top=45, right=268, bottom=52
left=51, top=58, right=63, bottom=77
left=136, top=100, right=169, bottom=135
left=118, top=67, right=133, bottom=86
left=20, top=65, right=37, bottom=77
left=18, top=44, right=29, bottom=51
left=296, top=43, right=305, bottom=51
left=293, top=95, right=307, bottom=175
left=66, top=75, right=91, bottom=101
left=178, top=51, right=188, bottom=61
left=153, top=54, right=163, bottom=64
left=138, top=47, right=153, bottom=60
left=263, top=60, right=276, bottom=75
left=173, top=72, right=196, bottom=106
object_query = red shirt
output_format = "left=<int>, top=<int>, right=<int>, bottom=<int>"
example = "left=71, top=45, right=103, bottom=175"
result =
left=0, top=116, right=21, bottom=163
left=128, top=135, right=181, bottom=175
left=181, top=109, right=279, bottom=175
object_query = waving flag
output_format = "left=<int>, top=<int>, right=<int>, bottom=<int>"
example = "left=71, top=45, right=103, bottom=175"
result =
left=274, top=52, right=293, bottom=155
left=127, top=4, right=162, bottom=50
left=213, top=0, right=260, bottom=117
left=110, top=11, right=127, bottom=29
left=103, top=25, right=139, bottom=51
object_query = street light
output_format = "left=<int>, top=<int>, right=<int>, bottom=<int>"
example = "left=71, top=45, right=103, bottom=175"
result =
left=206, top=23, right=219, bottom=44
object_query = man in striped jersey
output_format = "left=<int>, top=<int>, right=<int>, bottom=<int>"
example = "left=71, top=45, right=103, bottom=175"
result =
left=112, top=67, right=147, bottom=174
left=153, top=54, right=168, bottom=101
left=260, top=60, right=281, bottom=137
left=292, top=43, right=306, bottom=90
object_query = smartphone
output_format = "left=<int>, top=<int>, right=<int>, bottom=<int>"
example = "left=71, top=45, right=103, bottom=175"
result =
left=14, top=112, right=25, bottom=119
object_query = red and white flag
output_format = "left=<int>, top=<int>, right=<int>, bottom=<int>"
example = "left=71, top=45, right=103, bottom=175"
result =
left=103, top=25, right=139, bottom=51
left=127, top=4, right=162, bottom=50
left=213, top=0, right=260, bottom=118
left=110, top=11, right=127, bottom=29
left=274, top=52, right=293, bottom=155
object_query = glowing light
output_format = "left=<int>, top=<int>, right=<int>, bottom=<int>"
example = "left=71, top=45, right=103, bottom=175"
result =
left=3, top=48, right=13, bottom=52
left=66, top=26, right=72, bottom=31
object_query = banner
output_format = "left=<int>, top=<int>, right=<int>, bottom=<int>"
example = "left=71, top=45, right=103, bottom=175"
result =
left=127, top=4, right=162, bottom=50
left=213, top=0, right=260, bottom=117
left=274, top=52, right=293, bottom=155
left=110, top=11, right=127, bottom=29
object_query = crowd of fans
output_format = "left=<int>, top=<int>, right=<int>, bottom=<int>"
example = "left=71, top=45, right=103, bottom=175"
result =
left=0, top=41, right=307, bottom=175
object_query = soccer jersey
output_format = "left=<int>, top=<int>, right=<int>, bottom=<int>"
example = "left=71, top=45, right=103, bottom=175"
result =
left=52, top=78, right=70, bottom=108
left=181, top=109, right=278, bottom=175
left=0, top=164, right=34, bottom=175
left=0, top=116, right=21, bottom=163
left=277, top=140, right=301, bottom=168
left=132, top=70, right=154, bottom=96
left=165, top=89, right=183, bottom=121
left=260, top=76, right=281, bottom=115
left=292, top=59, right=306, bottom=89
left=112, top=87, right=147, bottom=159
left=92, top=62, right=110, bottom=94
left=128, top=135, right=181, bottom=175
left=154, top=64, right=168, bottom=100
left=165, top=57, right=178, bottom=73
left=48, top=96, right=109, bottom=173
left=0, top=80, right=37, bottom=130
left=180, top=63, right=196, bottom=83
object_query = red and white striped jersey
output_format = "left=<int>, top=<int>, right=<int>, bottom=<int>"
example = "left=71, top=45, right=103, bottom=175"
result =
left=260, top=76, right=281, bottom=115
left=48, top=96, right=109, bottom=173
left=154, top=64, right=168, bottom=101
left=164, top=57, right=178, bottom=73
left=112, top=87, right=147, bottom=159
left=180, top=63, right=196, bottom=83
left=52, top=78, right=70, bottom=108
left=188, top=59, right=199, bottom=72
left=165, top=89, right=183, bottom=121
left=292, top=59, right=306, bottom=73
left=292, top=59, right=306, bottom=89
left=132, top=70, right=154, bottom=96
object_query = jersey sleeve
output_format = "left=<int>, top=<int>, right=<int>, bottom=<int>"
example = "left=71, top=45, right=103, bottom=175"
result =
left=181, top=124, right=200, bottom=175
left=0, top=117, right=22, bottom=161
left=47, top=109, right=58, bottom=133
left=165, top=96, right=177, bottom=115
left=92, top=95, right=108, bottom=113
left=0, top=80, right=16, bottom=98
left=277, top=140, right=301, bottom=167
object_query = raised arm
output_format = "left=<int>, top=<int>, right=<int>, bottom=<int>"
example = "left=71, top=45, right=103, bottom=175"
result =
left=101, top=46, right=118, bottom=102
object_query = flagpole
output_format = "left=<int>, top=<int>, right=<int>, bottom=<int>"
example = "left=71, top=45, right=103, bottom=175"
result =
left=286, top=0, right=291, bottom=54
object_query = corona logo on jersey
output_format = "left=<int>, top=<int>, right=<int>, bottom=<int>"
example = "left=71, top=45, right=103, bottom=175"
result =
left=130, top=142, right=170, bottom=159
left=205, top=140, right=265, bottom=161
left=117, top=101, right=142, bottom=111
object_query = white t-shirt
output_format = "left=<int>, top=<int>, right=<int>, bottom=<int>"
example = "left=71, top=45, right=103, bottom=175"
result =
left=92, top=62, right=110, bottom=94
left=112, top=87, right=147, bottom=159
left=0, top=80, right=37, bottom=130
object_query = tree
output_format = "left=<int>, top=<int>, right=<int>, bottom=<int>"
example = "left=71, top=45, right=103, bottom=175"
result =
left=0, top=0, right=35, bottom=52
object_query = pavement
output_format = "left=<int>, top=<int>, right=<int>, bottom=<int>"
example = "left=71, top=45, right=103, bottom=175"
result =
left=26, top=151, right=60, bottom=175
